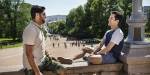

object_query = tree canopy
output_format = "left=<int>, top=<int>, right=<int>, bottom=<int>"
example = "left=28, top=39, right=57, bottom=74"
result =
left=0, top=0, right=31, bottom=41
left=49, top=0, right=133, bottom=39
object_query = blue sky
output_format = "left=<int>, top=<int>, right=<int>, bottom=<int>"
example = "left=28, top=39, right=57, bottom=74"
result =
left=143, top=0, right=150, bottom=6
left=25, top=0, right=87, bottom=16
left=25, top=0, right=150, bottom=16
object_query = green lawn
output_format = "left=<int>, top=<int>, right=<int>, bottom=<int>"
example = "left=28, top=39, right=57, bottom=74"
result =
left=0, top=43, right=22, bottom=49
left=145, top=38, right=150, bottom=42
left=0, top=38, right=12, bottom=41
left=0, top=38, right=22, bottom=49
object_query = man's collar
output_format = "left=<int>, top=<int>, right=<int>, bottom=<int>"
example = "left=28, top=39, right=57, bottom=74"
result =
left=31, top=20, right=43, bottom=28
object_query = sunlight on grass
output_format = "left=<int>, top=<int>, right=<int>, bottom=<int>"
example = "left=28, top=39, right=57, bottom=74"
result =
left=0, top=38, right=12, bottom=41
left=0, top=43, right=22, bottom=49
left=0, top=38, right=22, bottom=49
left=145, top=38, right=150, bottom=42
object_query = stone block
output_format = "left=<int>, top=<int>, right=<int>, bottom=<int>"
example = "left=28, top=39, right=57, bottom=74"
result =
left=0, top=70, right=24, bottom=75
left=101, top=72, right=120, bottom=75
left=124, top=63, right=150, bottom=74
left=64, top=62, right=123, bottom=74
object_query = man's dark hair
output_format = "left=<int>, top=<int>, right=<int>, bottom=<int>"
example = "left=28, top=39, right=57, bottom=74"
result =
left=31, top=5, right=45, bottom=19
left=111, top=11, right=124, bottom=27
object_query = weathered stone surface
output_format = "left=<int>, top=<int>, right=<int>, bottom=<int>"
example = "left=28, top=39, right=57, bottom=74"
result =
left=121, top=56, right=150, bottom=64
left=124, top=63, right=150, bottom=74
left=101, top=72, right=120, bottom=75
left=0, top=70, right=55, bottom=75
left=121, top=43, right=150, bottom=75
left=0, top=70, right=24, bottom=75
left=121, top=43, right=150, bottom=57
left=128, top=73, right=150, bottom=75
left=64, top=62, right=123, bottom=74
left=0, top=62, right=123, bottom=75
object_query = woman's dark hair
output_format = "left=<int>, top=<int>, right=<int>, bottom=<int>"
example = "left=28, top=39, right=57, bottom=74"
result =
left=31, top=5, right=45, bottom=19
left=111, top=11, right=124, bottom=27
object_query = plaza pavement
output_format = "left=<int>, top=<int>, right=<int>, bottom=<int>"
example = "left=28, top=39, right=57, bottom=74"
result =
left=0, top=37, right=96, bottom=73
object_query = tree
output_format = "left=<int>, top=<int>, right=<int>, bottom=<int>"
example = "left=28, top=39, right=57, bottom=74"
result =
left=118, top=0, right=132, bottom=37
left=50, top=0, right=132, bottom=39
left=85, top=0, right=119, bottom=38
left=66, top=6, right=87, bottom=39
left=0, top=0, right=13, bottom=38
left=66, top=8, right=76, bottom=35
left=16, top=3, right=31, bottom=40
left=48, top=20, right=66, bottom=35
left=145, top=9, right=150, bottom=32
left=0, top=0, right=22, bottom=40
left=0, top=0, right=31, bottom=41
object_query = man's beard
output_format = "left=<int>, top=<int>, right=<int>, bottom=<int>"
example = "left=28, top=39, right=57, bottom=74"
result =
left=40, top=19, right=45, bottom=24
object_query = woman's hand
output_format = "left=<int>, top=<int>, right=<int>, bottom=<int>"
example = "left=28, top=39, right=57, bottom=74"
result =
left=97, top=49, right=107, bottom=55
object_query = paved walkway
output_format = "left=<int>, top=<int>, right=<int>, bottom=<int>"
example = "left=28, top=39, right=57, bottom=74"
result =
left=0, top=47, right=23, bottom=72
left=0, top=37, right=98, bottom=73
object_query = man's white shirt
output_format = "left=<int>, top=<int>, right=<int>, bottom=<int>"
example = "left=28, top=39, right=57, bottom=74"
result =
left=22, top=21, right=46, bottom=69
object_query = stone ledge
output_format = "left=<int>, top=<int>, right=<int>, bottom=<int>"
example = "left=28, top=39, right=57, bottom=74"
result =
left=64, top=62, right=123, bottom=74
left=124, top=63, right=150, bottom=74
left=120, top=56, right=150, bottom=64
left=0, top=62, right=123, bottom=75
left=0, top=70, right=24, bottom=75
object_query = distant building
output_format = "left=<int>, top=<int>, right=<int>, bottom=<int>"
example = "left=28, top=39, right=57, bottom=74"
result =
left=143, top=6, right=150, bottom=19
left=46, top=15, right=66, bottom=23
left=45, top=15, right=66, bottom=34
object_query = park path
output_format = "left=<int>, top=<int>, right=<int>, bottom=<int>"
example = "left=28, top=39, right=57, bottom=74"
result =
left=0, top=47, right=23, bottom=72
left=0, top=36, right=97, bottom=72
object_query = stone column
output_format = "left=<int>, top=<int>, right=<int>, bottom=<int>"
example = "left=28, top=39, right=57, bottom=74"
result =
left=121, top=0, right=150, bottom=75
left=126, top=0, right=146, bottom=43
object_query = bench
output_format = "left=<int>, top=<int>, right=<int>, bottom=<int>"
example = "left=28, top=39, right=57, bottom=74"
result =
left=0, top=62, right=123, bottom=75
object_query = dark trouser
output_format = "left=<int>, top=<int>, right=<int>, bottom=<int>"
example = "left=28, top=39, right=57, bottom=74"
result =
left=101, top=52, right=117, bottom=64
left=24, top=56, right=64, bottom=75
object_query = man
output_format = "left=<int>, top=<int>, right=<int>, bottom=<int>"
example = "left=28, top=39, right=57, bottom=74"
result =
left=58, top=11, right=124, bottom=64
left=23, top=5, right=64, bottom=75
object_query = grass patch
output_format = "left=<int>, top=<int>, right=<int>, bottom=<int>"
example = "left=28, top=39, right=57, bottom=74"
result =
left=145, top=38, right=150, bottom=42
left=0, top=38, right=22, bottom=49
left=0, top=42, right=22, bottom=49
left=0, top=38, right=12, bottom=41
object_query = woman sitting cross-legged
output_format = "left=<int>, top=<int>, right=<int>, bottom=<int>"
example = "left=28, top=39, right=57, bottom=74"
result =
left=58, top=11, right=124, bottom=65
